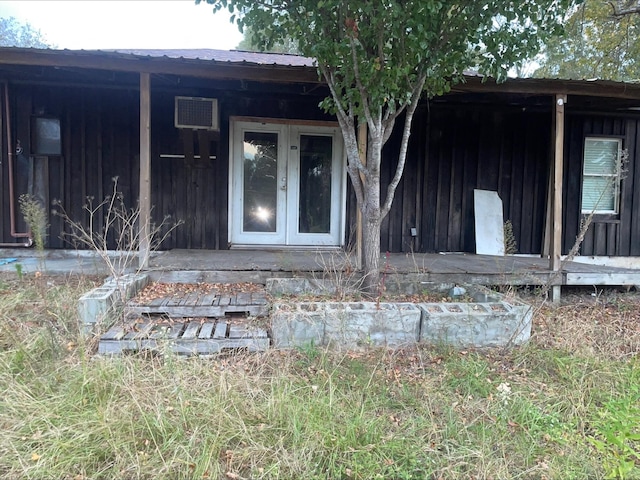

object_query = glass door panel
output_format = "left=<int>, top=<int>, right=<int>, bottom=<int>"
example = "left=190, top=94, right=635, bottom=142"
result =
left=298, top=134, right=332, bottom=234
left=230, top=120, right=344, bottom=247
left=242, top=132, right=278, bottom=233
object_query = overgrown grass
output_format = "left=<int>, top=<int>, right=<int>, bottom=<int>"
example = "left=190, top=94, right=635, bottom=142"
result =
left=1, top=275, right=639, bottom=479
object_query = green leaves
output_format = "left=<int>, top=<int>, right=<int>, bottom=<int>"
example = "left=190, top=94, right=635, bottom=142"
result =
left=536, top=0, right=640, bottom=81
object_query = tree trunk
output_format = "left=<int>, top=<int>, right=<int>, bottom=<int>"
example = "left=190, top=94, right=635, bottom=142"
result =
left=362, top=211, right=381, bottom=294
left=361, top=167, right=382, bottom=294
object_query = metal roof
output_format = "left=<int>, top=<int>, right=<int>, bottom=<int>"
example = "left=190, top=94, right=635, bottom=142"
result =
left=1, top=47, right=640, bottom=100
left=105, top=49, right=316, bottom=67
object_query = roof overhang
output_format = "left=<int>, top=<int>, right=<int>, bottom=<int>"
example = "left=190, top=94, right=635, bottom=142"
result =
left=0, top=47, right=321, bottom=84
left=1, top=47, right=640, bottom=101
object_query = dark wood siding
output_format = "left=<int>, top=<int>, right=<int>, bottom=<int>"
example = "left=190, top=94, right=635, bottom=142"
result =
left=562, top=113, right=640, bottom=256
left=382, top=104, right=552, bottom=254
left=1, top=78, right=334, bottom=250
left=4, top=71, right=640, bottom=258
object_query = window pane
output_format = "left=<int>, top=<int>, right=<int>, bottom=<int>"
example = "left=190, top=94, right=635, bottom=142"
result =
left=31, top=117, right=61, bottom=155
left=243, top=132, right=278, bottom=232
left=582, top=176, right=615, bottom=212
left=583, top=138, right=618, bottom=175
left=298, top=135, right=332, bottom=234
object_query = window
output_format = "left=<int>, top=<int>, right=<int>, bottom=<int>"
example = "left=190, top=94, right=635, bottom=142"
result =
left=581, top=137, right=622, bottom=214
left=31, top=116, right=61, bottom=155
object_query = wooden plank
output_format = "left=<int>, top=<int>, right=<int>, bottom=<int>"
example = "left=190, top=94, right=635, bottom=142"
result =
left=198, top=293, right=218, bottom=306
left=229, top=325, right=269, bottom=339
left=183, top=292, right=199, bottom=306
left=607, top=222, right=618, bottom=256
left=98, top=341, right=125, bottom=355
left=125, top=304, right=267, bottom=317
left=149, top=323, right=174, bottom=339
left=594, top=223, right=607, bottom=256
left=620, top=119, right=636, bottom=255
left=101, top=324, right=127, bottom=341
left=228, top=324, right=251, bottom=339
left=123, top=322, right=154, bottom=340
left=566, top=272, right=640, bottom=286
left=148, top=297, right=167, bottom=307
left=218, top=295, right=232, bottom=306
left=181, top=321, right=201, bottom=340
left=166, top=294, right=182, bottom=306
left=251, top=292, right=269, bottom=305
left=198, top=322, right=215, bottom=339
left=213, top=321, right=228, bottom=339
left=235, top=293, right=252, bottom=306
left=167, top=322, right=184, bottom=339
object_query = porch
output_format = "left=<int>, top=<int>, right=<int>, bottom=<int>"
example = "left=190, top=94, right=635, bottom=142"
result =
left=147, top=249, right=640, bottom=288
left=4, top=248, right=634, bottom=286
left=1, top=248, right=638, bottom=288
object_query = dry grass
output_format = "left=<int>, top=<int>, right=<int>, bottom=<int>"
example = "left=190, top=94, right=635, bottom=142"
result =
left=528, top=287, right=640, bottom=360
left=0, top=274, right=638, bottom=479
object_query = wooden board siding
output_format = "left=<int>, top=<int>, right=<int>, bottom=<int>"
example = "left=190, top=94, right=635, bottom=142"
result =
left=562, top=113, right=640, bottom=256
left=2, top=80, right=334, bottom=250
left=383, top=104, right=552, bottom=255
left=4, top=72, right=640, bottom=258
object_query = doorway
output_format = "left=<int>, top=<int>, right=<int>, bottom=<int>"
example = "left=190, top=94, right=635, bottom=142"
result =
left=229, top=119, right=345, bottom=247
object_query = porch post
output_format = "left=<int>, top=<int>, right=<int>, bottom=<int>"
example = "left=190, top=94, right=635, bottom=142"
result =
left=139, top=72, right=151, bottom=269
left=549, top=94, right=566, bottom=301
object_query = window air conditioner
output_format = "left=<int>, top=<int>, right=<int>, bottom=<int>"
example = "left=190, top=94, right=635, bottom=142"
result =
left=174, top=96, right=219, bottom=131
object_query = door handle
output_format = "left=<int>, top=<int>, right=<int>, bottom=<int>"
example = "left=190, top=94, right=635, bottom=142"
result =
left=280, top=177, right=287, bottom=190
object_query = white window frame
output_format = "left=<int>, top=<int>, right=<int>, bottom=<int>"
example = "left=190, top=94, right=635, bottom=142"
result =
left=581, top=137, right=622, bottom=215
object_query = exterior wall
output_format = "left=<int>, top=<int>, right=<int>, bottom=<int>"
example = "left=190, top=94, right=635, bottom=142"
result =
left=563, top=113, right=640, bottom=256
left=0, top=78, right=334, bottom=249
left=382, top=103, right=552, bottom=255
left=1, top=84, right=140, bottom=249
left=2, top=71, right=640, bottom=257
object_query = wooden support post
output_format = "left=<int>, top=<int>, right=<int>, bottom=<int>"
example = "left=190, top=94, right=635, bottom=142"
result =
left=139, top=72, right=151, bottom=270
left=549, top=94, right=567, bottom=302
left=356, top=122, right=367, bottom=270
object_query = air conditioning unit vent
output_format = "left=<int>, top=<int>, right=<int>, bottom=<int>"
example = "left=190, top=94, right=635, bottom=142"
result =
left=175, top=96, right=219, bottom=130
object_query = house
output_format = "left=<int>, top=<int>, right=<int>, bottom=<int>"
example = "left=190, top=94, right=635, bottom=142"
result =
left=1, top=47, right=640, bottom=287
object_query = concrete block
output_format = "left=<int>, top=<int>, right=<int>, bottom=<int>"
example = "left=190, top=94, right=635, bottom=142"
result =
left=78, top=274, right=149, bottom=336
left=78, top=286, right=120, bottom=335
left=103, top=273, right=149, bottom=299
left=418, top=300, right=531, bottom=348
left=323, top=302, right=420, bottom=348
left=271, top=303, right=324, bottom=348
left=270, top=302, right=421, bottom=349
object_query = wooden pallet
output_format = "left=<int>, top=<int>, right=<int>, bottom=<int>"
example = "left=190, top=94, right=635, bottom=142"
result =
left=126, top=291, right=270, bottom=318
left=99, top=317, right=270, bottom=355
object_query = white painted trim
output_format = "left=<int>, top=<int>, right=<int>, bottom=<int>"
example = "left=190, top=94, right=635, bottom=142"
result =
left=564, top=255, right=640, bottom=269
left=228, top=118, right=346, bottom=247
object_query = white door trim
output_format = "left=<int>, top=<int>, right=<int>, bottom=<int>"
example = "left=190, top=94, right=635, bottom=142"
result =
left=229, top=118, right=346, bottom=247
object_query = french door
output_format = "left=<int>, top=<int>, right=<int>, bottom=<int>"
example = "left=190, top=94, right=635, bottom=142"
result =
left=229, top=119, right=345, bottom=246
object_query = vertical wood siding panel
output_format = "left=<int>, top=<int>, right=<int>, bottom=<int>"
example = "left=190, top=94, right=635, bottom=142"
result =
left=630, top=118, right=640, bottom=255
left=619, top=119, right=637, bottom=255
left=435, top=116, right=453, bottom=252
left=563, top=115, right=583, bottom=254
left=421, top=110, right=439, bottom=252
left=462, top=142, right=478, bottom=252
left=607, top=223, right=617, bottom=256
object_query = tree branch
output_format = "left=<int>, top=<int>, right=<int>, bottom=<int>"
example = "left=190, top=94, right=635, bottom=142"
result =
left=380, top=73, right=426, bottom=219
left=609, top=1, right=640, bottom=17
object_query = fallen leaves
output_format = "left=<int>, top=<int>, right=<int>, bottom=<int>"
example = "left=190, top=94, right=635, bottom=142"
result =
left=132, top=282, right=265, bottom=304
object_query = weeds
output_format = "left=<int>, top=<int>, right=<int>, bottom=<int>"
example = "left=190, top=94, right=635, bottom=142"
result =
left=19, top=193, right=48, bottom=270
left=52, top=177, right=182, bottom=282
left=1, top=275, right=640, bottom=479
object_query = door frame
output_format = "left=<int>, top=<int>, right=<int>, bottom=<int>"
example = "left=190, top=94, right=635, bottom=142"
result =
left=228, top=116, right=346, bottom=248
